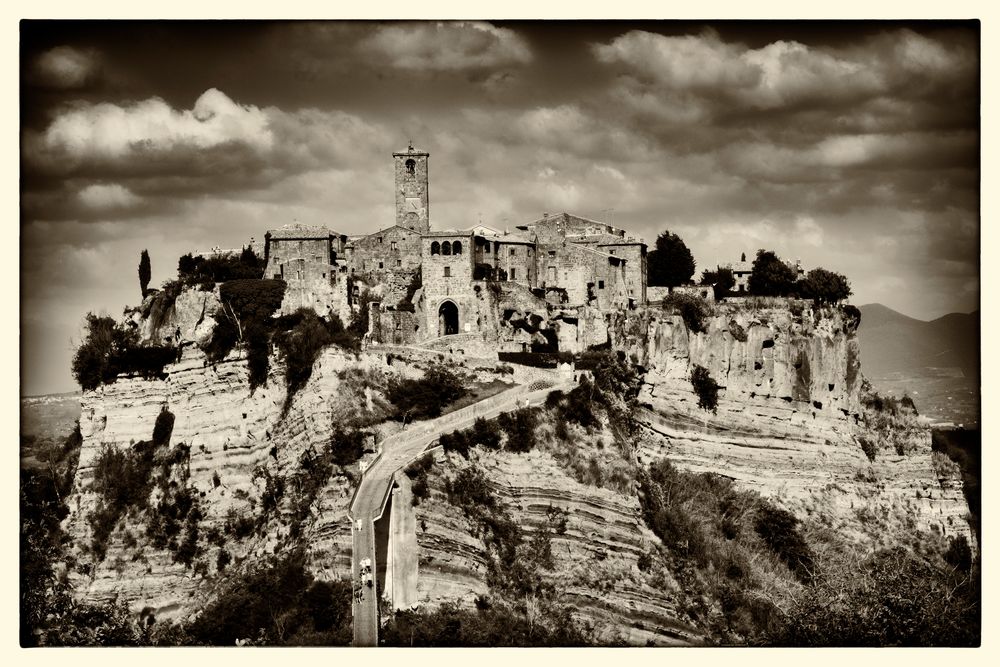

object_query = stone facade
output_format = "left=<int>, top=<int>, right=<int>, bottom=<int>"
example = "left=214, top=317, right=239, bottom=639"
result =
left=394, top=146, right=430, bottom=234
left=258, top=148, right=653, bottom=351
left=263, top=223, right=351, bottom=323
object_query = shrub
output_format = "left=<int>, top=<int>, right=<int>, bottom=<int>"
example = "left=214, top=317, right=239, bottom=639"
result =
left=799, top=268, right=852, bottom=304
left=858, top=437, right=877, bottom=462
left=151, top=408, right=175, bottom=447
left=690, top=365, right=720, bottom=413
left=754, top=504, right=814, bottom=583
left=273, top=309, right=358, bottom=410
left=329, top=428, right=365, bottom=466
left=663, top=292, right=712, bottom=333
left=185, top=550, right=352, bottom=645
left=496, top=408, right=539, bottom=453
left=404, top=454, right=434, bottom=504
left=177, top=247, right=266, bottom=285
left=206, top=279, right=286, bottom=388
left=386, top=367, right=466, bottom=421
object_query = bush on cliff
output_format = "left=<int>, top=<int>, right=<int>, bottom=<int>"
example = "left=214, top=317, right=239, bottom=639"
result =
left=772, top=547, right=978, bottom=646
left=72, top=314, right=178, bottom=391
left=662, top=292, right=711, bottom=333
left=690, top=365, right=720, bottom=413
left=749, top=250, right=799, bottom=297
left=177, top=246, right=265, bottom=286
left=386, top=366, right=466, bottom=421
left=798, top=268, right=852, bottom=305
left=204, top=279, right=286, bottom=389
left=754, top=505, right=815, bottom=583
left=185, top=549, right=352, bottom=645
left=273, top=308, right=358, bottom=411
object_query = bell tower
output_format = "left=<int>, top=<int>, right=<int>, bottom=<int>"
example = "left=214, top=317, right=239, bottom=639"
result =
left=393, top=144, right=430, bottom=234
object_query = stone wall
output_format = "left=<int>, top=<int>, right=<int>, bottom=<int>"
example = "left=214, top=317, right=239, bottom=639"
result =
left=393, top=150, right=430, bottom=233
left=421, top=233, right=476, bottom=339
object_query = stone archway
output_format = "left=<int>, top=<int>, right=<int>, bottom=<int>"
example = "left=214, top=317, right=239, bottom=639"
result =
left=438, top=300, right=459, bottom=337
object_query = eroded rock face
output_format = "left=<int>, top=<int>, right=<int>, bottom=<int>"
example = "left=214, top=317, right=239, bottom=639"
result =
left=412, top=447, right=703, bottom=646
left=62, top=347, right=405, bottom=620
left=638, top=304, right=973, bottom=550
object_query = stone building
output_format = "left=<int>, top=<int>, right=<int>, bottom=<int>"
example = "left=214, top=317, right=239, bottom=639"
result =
left=261, top=145, right=652, bottom=351
left=263, top=223, right=350, bottom=322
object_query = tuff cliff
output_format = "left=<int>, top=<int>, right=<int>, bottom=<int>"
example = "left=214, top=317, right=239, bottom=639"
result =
left=59, top=295, right=973, bottom=644
left=636, top=300, right=973, bottom=550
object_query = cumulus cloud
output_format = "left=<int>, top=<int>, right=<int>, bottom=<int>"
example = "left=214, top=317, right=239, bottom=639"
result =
left=77, top=183, right=142, bottom=210
left=31, top=45, right=101, bottom=89
left=41, top=88, right=273, bottom=162
left=362, top=22, right=532, bottom=71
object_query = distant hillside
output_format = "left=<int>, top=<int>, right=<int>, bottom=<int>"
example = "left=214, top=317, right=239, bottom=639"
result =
left=857, top=304, right=979, bottom=380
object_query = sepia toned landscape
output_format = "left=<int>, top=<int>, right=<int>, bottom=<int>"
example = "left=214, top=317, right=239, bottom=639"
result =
left=20, top=20, right=979, bottom=648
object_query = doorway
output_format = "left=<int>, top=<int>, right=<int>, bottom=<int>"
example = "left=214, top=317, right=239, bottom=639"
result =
left=438, top=301, right=459, bottom=336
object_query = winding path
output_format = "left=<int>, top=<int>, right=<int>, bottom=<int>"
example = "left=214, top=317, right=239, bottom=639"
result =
left=348, top=381, right=573, bottom=646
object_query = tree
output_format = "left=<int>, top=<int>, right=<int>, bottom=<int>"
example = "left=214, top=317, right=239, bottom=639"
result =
left=748, top=250, right=798, bottom=297
left=138, top=250, right=151, bottom=299
left=799, top=268, right=852, bottom=304
left=700, top=267, right=735, bottom=300
left=647, top=231, right=696, bottom=287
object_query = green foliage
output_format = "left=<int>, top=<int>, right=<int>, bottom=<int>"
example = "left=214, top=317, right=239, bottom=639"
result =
left=690, top=364, right=720, bottom=413
left=748, top=250, right=799, bottom=297
left=772, top=547, right=979, bottom=646
left=177, top=247, right=265, bottom=285
left=496, top=408, right=540, bottom=453
left=73, top=314, right=176, bottom=390
left=799, top=268, right=852, bottom=304
left=647, top=230, right=696, bottom=287
left=253, top=465, right=286, bottom=517
left=151, top=407, right=175, bottom=447
left=380, top=598, right=594, bottom=646
left=386, top=366, right=466, bottom=421
left=662, top=292, right=712, bottom=333
left=185, top=549, right=352, bottom=645
left=754, top=505, right=814, bottom=582
left=139, top=249, right=151, bottom=299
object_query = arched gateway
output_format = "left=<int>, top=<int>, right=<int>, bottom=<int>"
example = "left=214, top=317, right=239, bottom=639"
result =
left=438, top=300, right=458, bottom=336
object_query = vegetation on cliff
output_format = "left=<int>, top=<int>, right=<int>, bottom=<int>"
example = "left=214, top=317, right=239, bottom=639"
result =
left=72, top=314, right=178, bottom=391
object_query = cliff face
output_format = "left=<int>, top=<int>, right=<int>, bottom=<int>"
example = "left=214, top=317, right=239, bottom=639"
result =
left=411, top=446, right=702, bottom=646
left=637, top=302, right=973, bottom=551
left=60, top=298, right=974, bottom=642
left=62, top=346, right=413, bottom=619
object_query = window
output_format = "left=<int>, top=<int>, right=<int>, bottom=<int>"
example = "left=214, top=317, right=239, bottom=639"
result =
left=442, top=241, right=452, bottom=255
left=599, top=280, right=605, bottom=289
left=485, top=244, right=491, bottom=254
left=391, top=241, right=397, bottom=250
left=396, top=259, right=402, bottom=267
left=453, top=240, right=462, bottom=255
left=444, top=266, right=451, bottom=277
left=378, top=236, right=383, bottom=244
left=431, top=241, right=440, bottom=255
left=510, top=248, right=516, bottom=257
left=378, top=261, right=384, bottom=269
left=510, top=268, right=516, bottom=281
left=405, top=158, right=415, bottom=175
left=322, top=272, right=326, bottom=278
left=548, top=250, right=556, bottom=257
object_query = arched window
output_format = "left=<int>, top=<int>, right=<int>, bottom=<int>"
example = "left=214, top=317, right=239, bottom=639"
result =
left=405, top=159, right=415, bottom=176
left=452, top=240, right=462, bottom=255
left=431, top=241, right=440, bottom=255
left=442, top=241, right=452, bottom=255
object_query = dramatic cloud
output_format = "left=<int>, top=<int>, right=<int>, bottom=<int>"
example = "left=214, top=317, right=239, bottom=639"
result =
left=18, top=21, right=979, bottom=395
left=77, top=183, right=142, bottom=210
left=30, top=45, right=101, bottom=89
left=39, top=88, right=273, bottom=164
left=362, top=22, right=532, bottom=71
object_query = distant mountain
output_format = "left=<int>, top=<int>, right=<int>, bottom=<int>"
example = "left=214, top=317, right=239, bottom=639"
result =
left=857, top=304, right=980, bottom=380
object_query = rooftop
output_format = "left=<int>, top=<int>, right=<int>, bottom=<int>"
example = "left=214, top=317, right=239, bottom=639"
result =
left=267, top=223, right=337, bottom=239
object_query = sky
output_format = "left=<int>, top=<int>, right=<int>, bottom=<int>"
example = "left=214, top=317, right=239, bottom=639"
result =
left=19, top=20, right=980, bottom=396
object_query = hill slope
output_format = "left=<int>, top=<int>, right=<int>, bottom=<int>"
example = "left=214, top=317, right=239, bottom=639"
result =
left=857, top=304, right=979, bottom=380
